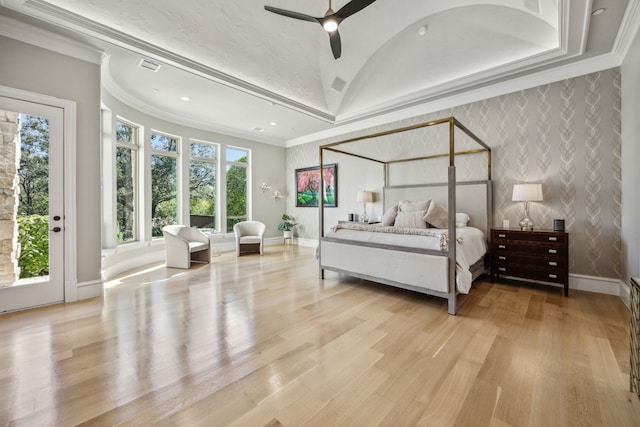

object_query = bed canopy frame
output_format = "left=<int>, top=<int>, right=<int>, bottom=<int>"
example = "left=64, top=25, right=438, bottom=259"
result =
left=318, top=116, right=492, bottom=314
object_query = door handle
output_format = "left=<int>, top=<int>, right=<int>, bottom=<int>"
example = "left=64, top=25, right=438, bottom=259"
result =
left=53, top=215, right=61, bottom=221
left=52, top=227, right=62, bottom=232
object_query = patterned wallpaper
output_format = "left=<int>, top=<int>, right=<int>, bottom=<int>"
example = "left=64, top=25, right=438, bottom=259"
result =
left=287, top=68, right=622, bottom=279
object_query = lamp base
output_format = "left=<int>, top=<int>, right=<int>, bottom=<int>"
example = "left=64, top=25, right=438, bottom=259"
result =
left=519, top=217, right=534, bottom=231
left=519, top=201, right=534, bottom=230
left=360, top=213, right=369, bottom=223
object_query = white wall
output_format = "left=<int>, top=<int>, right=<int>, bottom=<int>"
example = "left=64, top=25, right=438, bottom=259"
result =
left=621, top=29, right=640, bottom=283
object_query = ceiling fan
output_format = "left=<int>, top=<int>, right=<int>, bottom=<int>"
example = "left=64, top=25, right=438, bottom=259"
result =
left=264, top=0, right=377, bottom=59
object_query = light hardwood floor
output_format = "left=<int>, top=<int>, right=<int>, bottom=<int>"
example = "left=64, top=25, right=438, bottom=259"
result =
left=1, top=245, right=639, bottom=426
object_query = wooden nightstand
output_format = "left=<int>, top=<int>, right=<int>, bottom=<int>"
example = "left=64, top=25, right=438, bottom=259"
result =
left=490, top=228, right=569, bottom=296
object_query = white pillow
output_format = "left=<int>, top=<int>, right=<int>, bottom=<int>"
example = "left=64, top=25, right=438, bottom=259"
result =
left=394, top=210, right=427, bottom=228
left=382, top=205, right=398, bottom=226
left=456, top=213, right=470, bottom=227
left=423, top=201, right=448, bottom=229
left=398, top=199, right=431, bottom=212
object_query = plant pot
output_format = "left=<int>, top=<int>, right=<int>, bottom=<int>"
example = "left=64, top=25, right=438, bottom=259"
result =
left=283, top=230, right=293, bottom=239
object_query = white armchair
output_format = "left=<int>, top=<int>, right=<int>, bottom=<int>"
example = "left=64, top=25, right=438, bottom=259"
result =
left=162, top=225, right=211, bottom=269
left=233, top=221, right=265, bottom=256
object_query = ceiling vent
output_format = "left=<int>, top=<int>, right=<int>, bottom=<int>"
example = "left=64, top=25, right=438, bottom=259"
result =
left=139, top=58, right=161, bottom=72
left=331, top=77, right=346, bottom=93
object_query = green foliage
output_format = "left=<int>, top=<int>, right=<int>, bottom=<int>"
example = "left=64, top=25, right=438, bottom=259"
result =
left=190, top=160, right=216, bottom=218
left=116, top=145, right=135, bottom=242
left=278, top=214, right=297, bottom=231
left=19, top=115, right=49, bottom=216
left=150, top=153, right=177, bottom=235
left=17, top=215, right=49, bottom=278
left=226, top=154, right=247, bottom=231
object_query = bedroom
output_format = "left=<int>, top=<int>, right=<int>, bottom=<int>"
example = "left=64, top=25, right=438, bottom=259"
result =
left=0, top=0, right=640, bottom=424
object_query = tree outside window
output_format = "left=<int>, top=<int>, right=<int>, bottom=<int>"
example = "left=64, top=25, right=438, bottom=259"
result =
left=150, top=132, right=178, bottom=237
left=17, top=115, right=50, bottom=278
left=190, top=141, right=217, bottom=230
left=226, top=147, right=248, bottom=232
left=116, top=121, right=137, bottom=243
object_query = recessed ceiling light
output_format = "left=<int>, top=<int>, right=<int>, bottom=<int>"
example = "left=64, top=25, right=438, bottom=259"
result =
left=180, top=96, right=190, bottom=101
left=418, top=25, right=428, bottom=36
left=270, top=122, right=277, bottom=126
left=592, top=8, right=605, bottom=16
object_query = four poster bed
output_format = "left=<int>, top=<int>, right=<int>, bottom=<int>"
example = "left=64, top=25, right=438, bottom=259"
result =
left=318, top=117, right=492, bottom=315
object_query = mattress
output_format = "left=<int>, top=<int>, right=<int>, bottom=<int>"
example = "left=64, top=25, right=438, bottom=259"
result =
left=322, top=224, right=488, bottom=293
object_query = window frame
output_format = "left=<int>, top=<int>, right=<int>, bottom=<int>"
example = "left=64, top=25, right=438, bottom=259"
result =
left=149, top=130, right=181, bottom=238
left=225, top=145, right=251, bottom=232
left=115, top=119, right=139, bottom=244
left=188, top=139, right=219, bottom=231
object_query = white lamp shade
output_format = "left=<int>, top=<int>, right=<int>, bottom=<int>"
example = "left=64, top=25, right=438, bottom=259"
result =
left=512, top=183, right=543, bottom=202
left=357, top=191, right=374, bottom=203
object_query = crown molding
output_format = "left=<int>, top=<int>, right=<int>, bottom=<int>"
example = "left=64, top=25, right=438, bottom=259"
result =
left=0, top=13, right=102, bottom=64
left=613, top=0, right=640, bottom=61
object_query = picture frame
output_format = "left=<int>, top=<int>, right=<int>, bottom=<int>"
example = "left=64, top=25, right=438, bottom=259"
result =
left=295, top=164, right=337, bottom=207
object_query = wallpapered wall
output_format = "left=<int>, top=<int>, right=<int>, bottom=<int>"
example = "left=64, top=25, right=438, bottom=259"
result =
left=286, top=68, right=622, bottom=279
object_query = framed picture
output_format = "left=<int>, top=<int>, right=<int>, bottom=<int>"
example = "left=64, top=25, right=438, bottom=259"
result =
left=295, top=164, right=337, bottom=207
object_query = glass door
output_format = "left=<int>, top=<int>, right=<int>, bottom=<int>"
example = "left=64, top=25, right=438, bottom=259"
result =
left=0, top=97, right=64, bottom=312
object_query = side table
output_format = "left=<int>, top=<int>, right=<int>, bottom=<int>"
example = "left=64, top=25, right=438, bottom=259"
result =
left=631, top=277, right=640, bottom=399
left=205, top=231, right=221, bottom=257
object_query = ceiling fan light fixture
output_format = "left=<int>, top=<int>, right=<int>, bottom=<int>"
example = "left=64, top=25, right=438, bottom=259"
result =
left=323, top=18, right=338, bottom=32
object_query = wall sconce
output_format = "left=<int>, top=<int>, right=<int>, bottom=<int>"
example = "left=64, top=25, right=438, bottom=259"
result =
left=272, top=190, right=282, bottom=201
left=357, top=190, right=374, bottom=223
left=512, top=183, right=543, bottom=230
left=260, top=182, right=271, bottom=193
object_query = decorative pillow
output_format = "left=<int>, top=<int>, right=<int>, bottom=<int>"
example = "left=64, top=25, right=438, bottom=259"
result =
left=423, top=201, right=448, bottom=228
left=394, top=210, right=428, bottom=228
left=456, top=212, right=470, bottom=227
left=381, top=205, right=398, bottom=226
left=398, top=199, right=431, bottom=212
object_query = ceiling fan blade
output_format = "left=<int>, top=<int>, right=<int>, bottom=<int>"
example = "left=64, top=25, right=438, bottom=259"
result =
left=329, top=30, right=342, bottom=59
left=334, top=0, right=376, bottom=20
left=264, top=6, right=320, bottom=24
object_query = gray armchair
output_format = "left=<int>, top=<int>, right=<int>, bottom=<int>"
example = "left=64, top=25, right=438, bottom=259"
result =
left=233, top=221, right=265, bottom=256
left=162, top=225, right=211, bottom=269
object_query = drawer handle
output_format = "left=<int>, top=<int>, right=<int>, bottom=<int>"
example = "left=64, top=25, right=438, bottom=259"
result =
left=548, top=249, right=557, bottom=254
left=549, top=261, right=557, bottom=266
left=499, top=267, right=506, bottom=272
left=548, top=236, right=557, bottom=241
left=549, top=274, right=558, bottom=279
left=499, top=245, right=506, bottom=249
left=499, top=256, right=506, bottom=260
left=498, top=234, right=506, bottom=238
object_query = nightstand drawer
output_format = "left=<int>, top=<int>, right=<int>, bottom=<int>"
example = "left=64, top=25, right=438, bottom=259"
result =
left=492, top=242, right=566, bottom=256
left=492, top=262, right=566, bottom=284
left=492, top=230, right=567, bottom=244
left=492, top=253, right=566, bottom=268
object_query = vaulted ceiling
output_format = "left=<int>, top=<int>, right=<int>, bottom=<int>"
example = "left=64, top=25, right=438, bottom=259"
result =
left=0, top=0, right=636, bottom=145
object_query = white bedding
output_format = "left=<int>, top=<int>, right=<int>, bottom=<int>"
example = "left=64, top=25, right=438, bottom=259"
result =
left=322, top=224, right=487, bottom=293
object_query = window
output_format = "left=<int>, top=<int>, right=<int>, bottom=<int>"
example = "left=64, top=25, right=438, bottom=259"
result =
left=115, top=121, right=138, bottom=243
left=190, top=140, right=217, bottom=230
left=225, top=146, right=249, bottom=232
left=150, top=131, right=179, bottom=237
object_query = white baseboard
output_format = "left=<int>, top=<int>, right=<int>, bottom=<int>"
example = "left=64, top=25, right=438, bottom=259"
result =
left=76, top=279, right=103, bottom=300
left=569, top=273, right=622, bottom=295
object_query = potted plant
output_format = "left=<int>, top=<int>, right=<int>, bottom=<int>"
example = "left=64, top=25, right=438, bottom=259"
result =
left=278, top=214, right=297, bottom=240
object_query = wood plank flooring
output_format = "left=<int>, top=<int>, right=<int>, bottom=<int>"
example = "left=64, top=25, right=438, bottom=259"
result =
left=1, top=245, right=639, bottom=426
